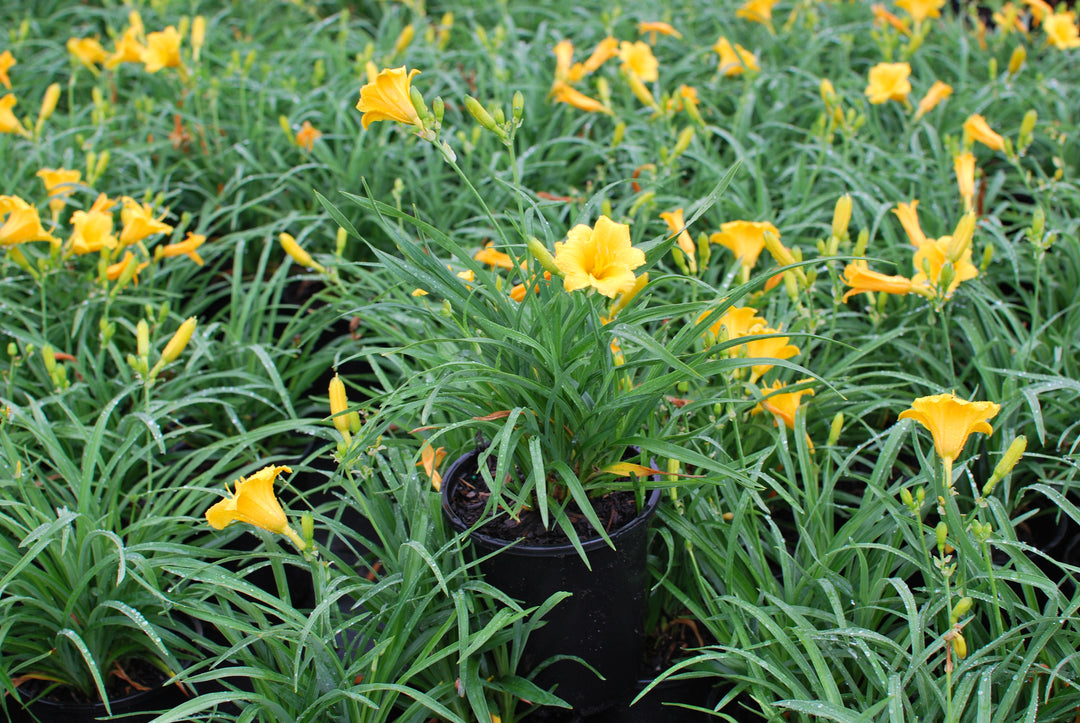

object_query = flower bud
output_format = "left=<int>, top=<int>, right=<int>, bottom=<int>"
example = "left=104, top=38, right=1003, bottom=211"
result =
left=392, top=24, right=415, bottom=58
left=1018, top=109, right=1037, bottom=151
left=42, top=345, right=56, bottom=374
left=936, top=521, right=948, bottom=552
left=853, top=228, right=869, bottom=257
left=612, top=121, right=626, bottom=147
left=951, top=596, right=973, bottom=623
left=832, top=194, right=852, bottom=241
left=464, top=95, right=498, bottom=132
left=527, top=237, right=561, bottom=277
left=951, top=631, right=967, bottom=659
left=983, top=435, right=1026, bottom=496
left=280, top=232, right=326, bottom=273
left=671, top=126, right=695, bottom=159
left=432, top=96, right=444, bottom=125
left=512, top=90, right=524, bottom=122
left=1007, top=45, right=1025, bottom=78
left=137, top=319, right=150, bottom=359
left=160, top=317, right=197, bottom=365
left=191, top=15, right=206, bottom=62
left=37, top=83, right=61, bottom=127
left=329, top=373, right=352, bottom=441
left=827, top=413, right=844, bottom=446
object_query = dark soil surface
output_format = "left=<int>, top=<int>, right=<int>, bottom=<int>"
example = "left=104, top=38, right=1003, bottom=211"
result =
left=17, top=657, right=172, bottom=706
left=447, top=458, right=646, bottom=546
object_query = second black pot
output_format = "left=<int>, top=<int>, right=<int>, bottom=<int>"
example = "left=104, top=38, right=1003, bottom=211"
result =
left=441, top=448, right=662, bottom=715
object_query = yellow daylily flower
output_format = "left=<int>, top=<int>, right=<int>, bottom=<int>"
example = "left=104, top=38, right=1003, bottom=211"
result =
left=68, top=194, right=118, bottom=255
left=899, top=393, right=1000, bottom=465
left=893, top=200, right=928, bottom=248
left=993, top=3, right=1028, bottom=35
left=913, top=80, right=952, bottom=121
left=865, top=62, right=912, bottom=105
left=752, top=380, right=815, bottom=429
left=1043, top=10, right=1080, bottom=49
left=697, top=305, right=768, bottom=345
left=554, top=215, right=645, bottom=298
left=709, top=220, right=779, bottom=270
left=872, top=3, right=912, bottom=34
left=841, top=264, right=916, bottom=302
left=637, top=21, right=682, bottom=42
left=419, top=443, right=448, bottom=491
left=105, top=27, right=146, bottom=69
left=962, top=114, right=1005, bottom=152
left=206, top=465, right=307, bottom=549
left=474, top=242, right=515, bottom=270
left=712, top=37, right=758, bottom=76
left=736, top=0, right=779, bottom=26
left=1024, top=0, right=1054, bottom=26
left=294, top=120, right=322, bottom=151
left=743, top=329, right=800, bottom=384
left=155, top=231, right=206, bottom=265
left=552, top=39, right=579, bottom=83
left=67, top=37, right=109, bottom=70
left=356, top=66, right=423, bottom=130
left=106, top=250, right=149, bottom=283
left=659, top=208, right=698, bottom=274
left=896, top=0, right=946, bottom=24
left=119, top=197, right=173, bottom=246
left=910, top=216, right=979, bottom=299
left=0, top=94, right=26, bottom=135
left=142, top=26, right=182, bottom=72
left=580, top=36, right=619, bottom=75
left=954, top=151, right=976, bottom=211
left=36, top=168, right=81, bottom=217
left=0, top=50, right=14, bottom=89
left=550, top=81, right=613, bottom=114
left=618, top=40, right=659, bottom=82
left=0, top=196, right=58, bottom=246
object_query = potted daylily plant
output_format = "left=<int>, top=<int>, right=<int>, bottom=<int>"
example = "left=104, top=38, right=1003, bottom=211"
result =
left=317, top=65, right=750, bottom=715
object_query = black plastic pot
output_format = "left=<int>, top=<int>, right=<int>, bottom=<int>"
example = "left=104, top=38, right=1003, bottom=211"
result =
left=9, top=678, right=191, bottom=723
left=441, top=449, right=662, bottom=716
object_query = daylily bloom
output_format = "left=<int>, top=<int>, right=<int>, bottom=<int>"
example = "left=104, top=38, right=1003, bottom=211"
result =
left=736, top=0, right=779, bottom=27
left=68, top=194, right=118, bottom=255
left=709, top=220, right=779, bottom=270
left=911, top=234, right=978, bottom=298
left=155, top=231, right=206, bottom=265
left=913, top=80, right=952, bottom=121
left=963, top=114, right=1005, bottom=151
left=712, top=37, right=758, bottom=76
left=954, top=151, right=976, bottom=211
left=510, top=271, right=552, bottom=302
left=993, top=3, right=1028, bottom=35
left=206, top=465, right=307, bottom=549
left=0, top=94, right=26, bottom=135
left=106, top=250, right=149, bottom=283
left=0, top=50, right=15, bottom=89
left=551, top=81, right=613, bottom=114
left=697, top=305, right=767, bottom=345
left=752, top=380, right=815, bottom=429
left=872, top=3, right=912, bottom=34
left=899, top=393, right=1000, bottom=467
left=36, top=168, right=81, bottom=217
left=356, top=66, right=423, bottom=130
left=1024, top=0, right=1054, bottom=25
left=142, top=26, right=182, bottom=72
left=474, top=242, right=515, bottom=270
left=659, top=208, right=698, bottom=274
left=865, top=62, right=912, bottom=105
left=294, top=120, right=322, bottom=151
left=743, top=329, right=800, bottom=384
left=0, top=196, right=58, bottom=246
left=419, top=443, right=448, bottom=491
left=105, top=27, right=146, bottom=69
left=552, top=39, right=580, bottom=84
left=638, top=21, right=682, bottom=42
left=841, top=264, right=916, bottom=302
left=579, top=36, right=619, bottom=76
left=1043, top=10, right=1080, bottom=49
left=618, top=40, right=659, bottom=82
left=554, top=215, right=646, bottom=298
left=67, top=37, right=109, bottom=70
left=894, top=200, right=928, bottom=248
left=896, top=0, right=946, bottom=24
left=119, top=197, right=173, bottom=246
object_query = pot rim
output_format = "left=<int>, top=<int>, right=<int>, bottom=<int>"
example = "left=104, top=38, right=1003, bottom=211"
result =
left=441, top=447, right=663, bottom=556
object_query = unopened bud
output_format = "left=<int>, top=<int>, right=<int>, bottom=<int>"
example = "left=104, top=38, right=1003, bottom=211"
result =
left=951, top=632, right=968, bottom=659
left=936, top=521, right=948, bottom=552
left=983, top=435, right=1026, bottom=496
left=853, top=228, right=869, bottom=257
left=832, top=194, right=852, bottom=241
left=612, top=121, right=626, bottom=147
left=1018, top=109, right=1037, bottom=151
left=527, top=237, right=561, bottom=276
left=160, top=317, right=197, bottom=365
left=42, top=345, right=56, bottom=374
left=432, top=96, right=444, bottom=125
left=464, top=95, right=498, bottom=132
left=392, top=24, right=415, bottom=58
left=37, top=83, right=61, bottom=127
left=827, top=413, right=844, bottom=446
left=137, top=319, right=150, bottom=358
left=329, top=374, right=352, bottom=441
left=671, top=126, right=694, bottom=159
left=280, top=232, right=326, bottom=273
left=951, top=596, right=973, bottom=623
left=336, top=226, right=348, bottom=256
left=512, top=90, right=524, bottom=122
left=1007, top=45, right=1025, bottom=77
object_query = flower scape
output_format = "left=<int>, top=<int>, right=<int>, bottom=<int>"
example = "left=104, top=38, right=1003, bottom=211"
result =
left=0, top=1, right=1078, bottom=721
